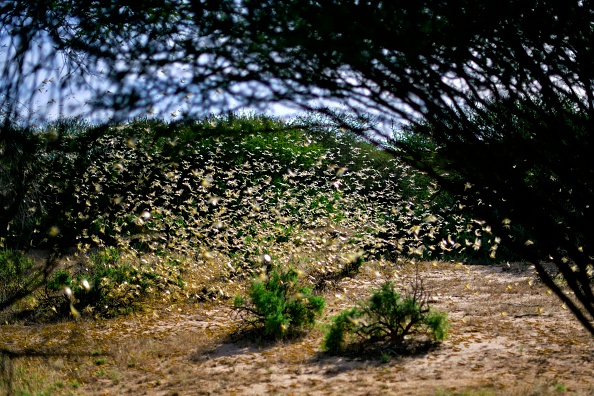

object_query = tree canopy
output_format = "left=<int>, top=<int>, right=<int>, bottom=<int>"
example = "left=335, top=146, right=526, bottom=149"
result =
left=4, top=1, right=593, bottom=124
left=1, top=0, right=593, bottom=334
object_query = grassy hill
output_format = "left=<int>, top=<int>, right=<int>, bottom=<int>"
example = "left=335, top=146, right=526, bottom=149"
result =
left=1, top=113, right=499, bottom=321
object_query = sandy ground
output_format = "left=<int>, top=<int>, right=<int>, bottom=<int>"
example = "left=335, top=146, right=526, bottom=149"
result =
left=1, top=261, right=593, bottom=396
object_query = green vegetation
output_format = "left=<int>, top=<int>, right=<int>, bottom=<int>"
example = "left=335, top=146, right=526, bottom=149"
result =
left=2, top=2, right=593, bottom=393
left=323, top=279, right=449, bottom=354
left=0, top=250, right=36, bottom=307
left=41, top=248, right=183, bottom=319
left=2, top=113, right=495, bottom=260
left=0, top=113, right=499, bottom=322
left=3, top=0, right=594, bottom=337
left=233, top=267, right=325, bottom=339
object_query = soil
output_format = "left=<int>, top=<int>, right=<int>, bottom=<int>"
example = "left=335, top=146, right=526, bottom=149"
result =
left=1, top=261, right=593, bottom=395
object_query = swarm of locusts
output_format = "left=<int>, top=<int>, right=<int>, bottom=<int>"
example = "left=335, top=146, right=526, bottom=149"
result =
left=1, top=114, right=499, bottom=318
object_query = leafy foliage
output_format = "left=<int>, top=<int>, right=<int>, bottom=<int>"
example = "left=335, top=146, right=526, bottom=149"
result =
left=2, top=113, right=494, bottom=259
left=233, top=267, right=325, bottom=339
left=0, top=250, right=37, bottom=308
left=3, top=0, right=594, bottom=334
left=25, top=248, right=184, bottom=321
left=0, top=114, right=504, bottom=320
left=393, top=97, right=594, bottom=334
left=323, top=279, right=448, bottom=353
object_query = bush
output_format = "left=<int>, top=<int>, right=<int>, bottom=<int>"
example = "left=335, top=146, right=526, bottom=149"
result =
left=1, top=112, right=507, bottom=318
left=233, top=267, right=326, bottom=339
left=323, top=279, right=448, bottom=353
left=43, top=248, right=182, bottom=319
left=0, top=250, right=38, bottom=308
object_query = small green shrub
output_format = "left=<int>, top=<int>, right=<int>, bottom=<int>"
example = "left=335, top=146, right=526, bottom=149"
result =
left=233, top=267, right=326, bottom=339
left=0, top=250, right=38, bottom=307
left=322, top=307, right=361, bottom=353
left=323, top=279, right=448, bottom=353
left=42, top=248, right=182, bottom=319
left=46, top=269, right=71, bottom=292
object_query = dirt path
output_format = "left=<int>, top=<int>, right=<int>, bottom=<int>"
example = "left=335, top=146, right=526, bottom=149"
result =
left=1, top=262, right=593, bottom=395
